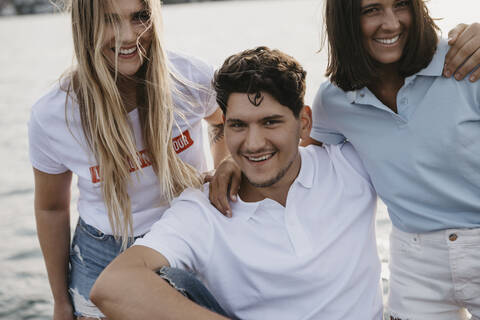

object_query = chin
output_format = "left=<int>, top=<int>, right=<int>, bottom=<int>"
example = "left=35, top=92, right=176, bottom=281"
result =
left=119, top=65, right=142, bottom=76
left=245, top=174, right=279, bottom=189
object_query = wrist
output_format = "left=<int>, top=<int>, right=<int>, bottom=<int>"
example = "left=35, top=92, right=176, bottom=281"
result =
left=53, top=292, right=71, bottom=305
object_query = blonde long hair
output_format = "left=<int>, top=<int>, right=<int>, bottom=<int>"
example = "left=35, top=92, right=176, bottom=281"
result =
left=67, top=0, right=202, bottom=248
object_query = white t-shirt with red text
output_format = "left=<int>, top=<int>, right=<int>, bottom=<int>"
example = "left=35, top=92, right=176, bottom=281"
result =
left=28, top=52, right=217, bottom=235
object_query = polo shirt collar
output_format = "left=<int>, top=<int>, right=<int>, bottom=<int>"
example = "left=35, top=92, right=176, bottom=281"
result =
left=345, top=39, right=449, bottom=103
left=346, top=90, right=358, bottom=104
left=296, top=147, right=314, bottom=189
left=416, top=39, right=449, bottom=77
left=234, top=149, right=313, bottom=221
left=232, top=196, right=261, bottom=221
left=346, top=88, right=369, bottom=104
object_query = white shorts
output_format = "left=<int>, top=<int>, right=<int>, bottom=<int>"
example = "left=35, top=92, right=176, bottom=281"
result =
left=387, top=226, right=480, bottom=320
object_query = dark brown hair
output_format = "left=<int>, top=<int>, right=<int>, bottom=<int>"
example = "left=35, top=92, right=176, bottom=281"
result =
left=213, top=46, right=307, bottom=118
left=325, top=0, right=439, bottom=91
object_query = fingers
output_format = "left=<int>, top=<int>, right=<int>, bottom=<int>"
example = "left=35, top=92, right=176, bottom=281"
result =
left=447, top=23, right=467, bottom=45
left=454, top=47, right=480, bottom=82
left=468, top=62, right=480, bottom=82
left=444, top=23, right=480, bottom=80
left=207, top=157, right=242, bottom=218
left=228, top=166, right=241, bottom=202
left=209, top=171, right=233, bottom=217
left=202, top=170, right=215, bottom=183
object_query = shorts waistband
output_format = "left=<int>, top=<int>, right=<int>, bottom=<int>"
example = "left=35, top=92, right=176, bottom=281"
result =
left=392, top=225, right=480, bottom=245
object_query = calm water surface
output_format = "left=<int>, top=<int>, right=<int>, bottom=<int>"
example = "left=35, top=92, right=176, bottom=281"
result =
left=0, top=0, right=478, bottom=318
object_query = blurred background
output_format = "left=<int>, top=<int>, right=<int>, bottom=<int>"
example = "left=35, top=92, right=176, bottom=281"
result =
left=0, top=0, right=228, bottom=15
left=0, top=0, right=479, bottom=319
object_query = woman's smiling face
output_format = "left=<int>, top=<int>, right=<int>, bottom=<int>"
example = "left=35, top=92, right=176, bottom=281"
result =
left=360, top=0, right=412, bottom=66
left=102, top=0, right=153, bottom=76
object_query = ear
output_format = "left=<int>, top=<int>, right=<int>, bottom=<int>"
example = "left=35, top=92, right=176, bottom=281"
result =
left=299, top=105, right=312, bottom=140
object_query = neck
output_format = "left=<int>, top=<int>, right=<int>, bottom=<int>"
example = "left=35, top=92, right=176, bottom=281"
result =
left=116, top=74, right=141, bottom=113
left=239, top=152, right=302, bottom=207
left=377, top=63, right=403, bottom=83
left=368, top=63, right=405, bottom=113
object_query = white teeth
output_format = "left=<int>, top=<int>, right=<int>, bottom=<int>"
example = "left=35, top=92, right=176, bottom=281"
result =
left=248, top=154, right=273, bottom=162
left=375, top=35, right=400, bottom=44
left=119, top=47, right=136, bottom=55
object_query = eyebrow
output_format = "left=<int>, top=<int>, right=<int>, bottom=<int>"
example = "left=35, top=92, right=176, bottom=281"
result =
left=361, top=3, right=379, bottom=10
left=226, top=114, right=285, bottom=123
left=262, top=115, right=285, bottom=121
left=105, top=7, right=147, bottom=18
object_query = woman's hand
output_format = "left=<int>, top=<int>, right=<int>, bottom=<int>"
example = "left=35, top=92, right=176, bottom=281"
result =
left=206, top=156, right=242, bottom=217
left=444, top=23, right=480, bottom=82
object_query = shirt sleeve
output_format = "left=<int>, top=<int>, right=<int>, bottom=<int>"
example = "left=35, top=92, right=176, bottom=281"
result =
left=192, top=59, right=217, bottom=118
left=134, top=190, right=215, bottom=274
left=28, top=110, right=68, bottom=174
left=170, top=52, right=218, bottom=118
left=311, top=83, right=347, bottom=145
left=338, top=142, right=373, bottom=187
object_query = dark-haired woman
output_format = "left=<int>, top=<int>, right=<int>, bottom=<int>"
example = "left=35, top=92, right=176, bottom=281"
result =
left=310, top=0, right=480, bottom=318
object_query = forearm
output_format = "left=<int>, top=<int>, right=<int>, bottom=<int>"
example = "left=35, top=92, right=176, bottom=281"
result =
left=92, top=265, right=229, bottom=320
left=35, top=208, right=71, bottom=303
left=205, top=108, right=229, bottom=168
left=210, top=130, right=229, bottom=168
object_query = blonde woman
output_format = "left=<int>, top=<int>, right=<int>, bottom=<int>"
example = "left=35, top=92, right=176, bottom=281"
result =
left=28, top=0, right=227, bottom=319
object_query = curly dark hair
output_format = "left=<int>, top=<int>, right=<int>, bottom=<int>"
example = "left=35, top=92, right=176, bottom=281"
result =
left=213, top=46, right=307, bottom=118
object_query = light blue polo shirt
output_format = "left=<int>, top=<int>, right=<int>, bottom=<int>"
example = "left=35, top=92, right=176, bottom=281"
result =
left=311, top=39, right=480, bottom=233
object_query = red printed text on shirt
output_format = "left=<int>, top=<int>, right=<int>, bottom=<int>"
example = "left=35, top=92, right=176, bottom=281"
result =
left=89, top=130, right=194, bottom=183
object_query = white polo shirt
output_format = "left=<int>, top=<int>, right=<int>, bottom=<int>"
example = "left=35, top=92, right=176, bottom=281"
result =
left=136, top=144, right=383, bottom=320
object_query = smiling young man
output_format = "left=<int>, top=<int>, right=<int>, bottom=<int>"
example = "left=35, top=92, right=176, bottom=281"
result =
left=90, top=47, right=383, bottom=320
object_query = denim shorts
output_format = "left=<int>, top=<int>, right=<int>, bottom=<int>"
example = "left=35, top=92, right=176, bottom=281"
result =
left=68, top=218, right=141, bottom=318
left=387, top=226, right=480, bottom=320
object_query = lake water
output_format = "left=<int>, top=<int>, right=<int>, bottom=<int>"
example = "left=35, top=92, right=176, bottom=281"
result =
left=1, top=0, right=479, bottom=318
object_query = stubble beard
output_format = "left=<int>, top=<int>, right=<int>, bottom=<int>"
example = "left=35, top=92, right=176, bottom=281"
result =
left=244, top=150, right=298, bottom=189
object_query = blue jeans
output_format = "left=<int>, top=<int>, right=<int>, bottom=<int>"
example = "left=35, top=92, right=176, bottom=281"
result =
left=69, top=218, right=141, bottom=318
left=157, top=266, right=228, bottom=317
left=69, top=218, right=227, bottom=318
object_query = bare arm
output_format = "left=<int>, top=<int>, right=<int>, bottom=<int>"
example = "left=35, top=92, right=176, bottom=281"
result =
left=33, top=168, right=74, bottom=320
left=205, top=108, right=229, bottom=168
left=444, top=23, right=480, bottom=82
left=91, top=245, right=229, bottom=320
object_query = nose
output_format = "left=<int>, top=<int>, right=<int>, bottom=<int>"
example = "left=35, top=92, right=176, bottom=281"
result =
left=118, top=21, right=137, bottom=44
left=381, top=9, right=401, bottom=31
left=244, top=126, right=266, bottom=153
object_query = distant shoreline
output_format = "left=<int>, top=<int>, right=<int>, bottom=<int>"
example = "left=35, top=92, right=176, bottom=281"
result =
left=0, top=0, right=230, bottom=16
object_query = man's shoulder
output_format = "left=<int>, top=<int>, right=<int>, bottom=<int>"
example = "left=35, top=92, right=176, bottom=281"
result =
left=173, top=186, right=211, bottom=207
left=170, top=185, right=226, bottom=219
left=301, top=143, right=372, bottom=187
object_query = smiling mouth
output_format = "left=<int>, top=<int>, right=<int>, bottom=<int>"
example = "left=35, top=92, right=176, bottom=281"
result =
left=244, top=152, right=276, bottom=163
left=113, top=46, right=138, bottom=57
left=374, top=34, right=401, bottom=45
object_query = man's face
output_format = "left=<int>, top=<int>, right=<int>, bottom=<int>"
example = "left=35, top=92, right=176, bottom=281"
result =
left=224, top=92, right=309, bottom=189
